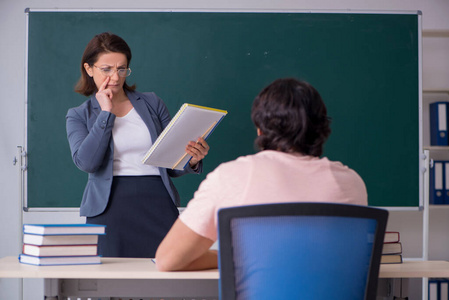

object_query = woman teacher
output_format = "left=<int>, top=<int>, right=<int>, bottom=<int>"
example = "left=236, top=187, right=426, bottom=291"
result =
left=66, top=32, right=209, bottom=258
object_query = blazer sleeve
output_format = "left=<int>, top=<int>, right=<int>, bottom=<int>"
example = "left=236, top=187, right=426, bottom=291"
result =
left=66, top=106, right=116, bottom=173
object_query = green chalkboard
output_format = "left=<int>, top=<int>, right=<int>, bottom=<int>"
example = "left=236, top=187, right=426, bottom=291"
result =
left=26, top=11, right=420, bottom=209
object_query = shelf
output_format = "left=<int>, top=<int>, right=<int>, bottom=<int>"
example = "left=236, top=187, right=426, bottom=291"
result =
left=423, top=90, right=449, bottom=94
left=424, top=146, right=449, bottom=151
left=430, top=205, right=449, bottom=209
left=422, top=30, right=449, bottom=38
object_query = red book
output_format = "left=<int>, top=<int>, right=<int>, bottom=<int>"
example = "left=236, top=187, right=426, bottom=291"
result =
left=384, top=231, right=400, bottom=244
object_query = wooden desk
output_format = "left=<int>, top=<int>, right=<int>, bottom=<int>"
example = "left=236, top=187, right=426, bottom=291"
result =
left=379, top=260, right=449, bottom=278
left=1, top=256, right=449, bottom=299
left=0, top=256, right=219, bottom=299
left=0, top=256, right=218, bottom=279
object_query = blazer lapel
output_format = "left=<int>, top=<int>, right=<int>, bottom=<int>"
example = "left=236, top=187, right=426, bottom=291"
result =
left=90, top=96, right=102, bottom=117
left=128, top=92, right=159, bottom=143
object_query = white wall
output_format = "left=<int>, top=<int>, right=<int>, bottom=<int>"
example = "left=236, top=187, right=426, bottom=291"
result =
left=1, top=1, right=449, bottom=299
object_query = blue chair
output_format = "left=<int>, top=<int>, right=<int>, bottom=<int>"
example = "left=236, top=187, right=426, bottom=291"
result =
left=217, top=203, right=388, bottom=300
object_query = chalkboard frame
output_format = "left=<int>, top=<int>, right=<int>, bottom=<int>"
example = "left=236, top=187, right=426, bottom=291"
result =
left=24, top=9, right=422, bottom=210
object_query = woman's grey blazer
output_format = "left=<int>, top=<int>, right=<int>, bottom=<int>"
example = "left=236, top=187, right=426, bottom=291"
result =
left=66, top=91, right=202, bottom=217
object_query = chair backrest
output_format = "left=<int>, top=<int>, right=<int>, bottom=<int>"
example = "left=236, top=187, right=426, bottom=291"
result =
left=218, top=203, right=388, bottom=300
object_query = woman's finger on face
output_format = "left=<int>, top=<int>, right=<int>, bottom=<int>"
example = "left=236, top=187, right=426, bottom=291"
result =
left=98, top=77, right=110, bottom=92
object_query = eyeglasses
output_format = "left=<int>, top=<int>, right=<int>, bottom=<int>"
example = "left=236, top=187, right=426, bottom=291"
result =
left=93, top=65, right=132, bottom=78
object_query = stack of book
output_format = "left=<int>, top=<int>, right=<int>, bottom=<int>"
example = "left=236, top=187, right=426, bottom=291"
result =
left=19, top=224, right=106, bottom=266
left=381, top=231, right=403, bottom=264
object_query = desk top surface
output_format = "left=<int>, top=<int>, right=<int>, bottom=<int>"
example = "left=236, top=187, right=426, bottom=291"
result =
left=0, top=256, right=219, bottom=279
left=379, top=260, right=449, bottom=278
left=1, top=256, right=449, bottom=279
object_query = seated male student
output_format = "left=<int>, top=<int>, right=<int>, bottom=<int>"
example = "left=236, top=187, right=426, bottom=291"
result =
left=155, top=78, right=367, bottom=271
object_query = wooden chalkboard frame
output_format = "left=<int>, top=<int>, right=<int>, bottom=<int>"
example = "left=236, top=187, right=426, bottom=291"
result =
left=24, top=9, right=422, bottom=210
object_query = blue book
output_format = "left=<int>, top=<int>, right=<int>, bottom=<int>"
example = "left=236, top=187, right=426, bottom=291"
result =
left=18, top=254, right=101, bottom=266
left=430, top=102, right=449, bottom=146
left=23, top=224, right=106, bottom=235
left=430, top=161, right=445, bottom=205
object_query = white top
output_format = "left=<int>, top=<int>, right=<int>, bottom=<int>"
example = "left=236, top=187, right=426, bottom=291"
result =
left=112, top=108, right=160, bottom=176
left=180, top=150, right=368, bottom=241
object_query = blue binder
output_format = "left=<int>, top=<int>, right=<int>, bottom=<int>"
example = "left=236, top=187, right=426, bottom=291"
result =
left=428, top=278, right=449, bottom=300
left=430, top=161, right=445, bottom=205
left=429, top=278, right=438, bottom=300
left=446, top=162, right=449, bottom=204
left=441, top=278, right=449, bottom=300
left=430, top=102, right=449, bottom=146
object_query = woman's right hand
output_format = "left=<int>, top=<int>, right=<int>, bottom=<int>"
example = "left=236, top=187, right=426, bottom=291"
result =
left=96, top=77, right=113, bottom=112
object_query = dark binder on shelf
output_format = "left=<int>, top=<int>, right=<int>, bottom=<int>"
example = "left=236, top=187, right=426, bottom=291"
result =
left=428, top=278, right=449, bottom=300
left=445, top=162, right=449, bottom=204
left=442, top=279, right=449, bottom=300
left=142, top=103, right=227, bottom=170
left=429, top=278, right=438, bottom=300
left=430, top=161, right=445, bottom=205
left=430, top=102, right=449, bottom=146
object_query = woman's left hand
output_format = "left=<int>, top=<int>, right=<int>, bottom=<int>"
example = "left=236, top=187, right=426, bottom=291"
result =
left=186, top=137, right=209, bottom=168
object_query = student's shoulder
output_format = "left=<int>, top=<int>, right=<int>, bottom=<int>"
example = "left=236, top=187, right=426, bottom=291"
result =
left=323, top=157, right=366, bottom=183
left=212, top=153, right=262, bottom=175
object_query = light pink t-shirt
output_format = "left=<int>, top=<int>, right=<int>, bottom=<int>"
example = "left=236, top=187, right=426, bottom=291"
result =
left=179, top=150, right=368, bottom=241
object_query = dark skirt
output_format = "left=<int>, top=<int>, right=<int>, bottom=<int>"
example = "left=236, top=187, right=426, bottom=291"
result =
left=86, top=176, right=179, bottom=258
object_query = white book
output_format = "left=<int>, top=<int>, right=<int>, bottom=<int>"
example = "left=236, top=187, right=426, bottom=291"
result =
left=23, top=224, right=106, bottom=235
left=19, top=254, right=101, bottom=266
left=23, top=244, right=98, bottom=257
left=142, top=103, right=227, bottom=170
left=23, top=234, right=98, bottom=246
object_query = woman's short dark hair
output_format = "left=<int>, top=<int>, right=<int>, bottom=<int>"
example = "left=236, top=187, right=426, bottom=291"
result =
left=251, top=78, right=331, bottom=157
left=74, top=32, right=136, bottom=96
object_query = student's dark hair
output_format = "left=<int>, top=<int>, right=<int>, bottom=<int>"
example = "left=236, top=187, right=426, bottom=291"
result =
left=251, top=78, right=331, bottom=157
left=74, top=32, right=136, bottom=96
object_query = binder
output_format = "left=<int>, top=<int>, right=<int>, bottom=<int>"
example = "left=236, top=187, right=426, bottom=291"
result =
left=430, top=102, right=449, bottom=146
left=142, top=103, right=227, bottom=170
left=428, top=278, right=449, bottom=300
left=442, top=279, right=449, bottom=300
left=430, top=161, right=445, bottom=205
left=429, top=278, right=438, bottom=300
left=446, top=162, right=449, bottom=204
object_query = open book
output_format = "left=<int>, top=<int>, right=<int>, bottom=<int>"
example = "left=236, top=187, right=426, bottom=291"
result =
left=142, top=103, right=227, bottom=170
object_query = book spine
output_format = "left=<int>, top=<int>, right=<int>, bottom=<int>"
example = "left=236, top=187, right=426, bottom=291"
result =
left=185, top=103, right=228, bottom=114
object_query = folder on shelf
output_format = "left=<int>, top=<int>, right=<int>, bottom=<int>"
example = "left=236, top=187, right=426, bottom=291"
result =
left=430, top=102, right=449, bottom=146
left=142, top=103, right=227, bottom=170
left=442, top=279, right=449, bottom=300
left=446, top=162, right=449, bottom=204
left=429, top=278, right=438, bottom=300
left=428, top=278, right=449, bottom=300
left=430, top=161, right=445, bottom=205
